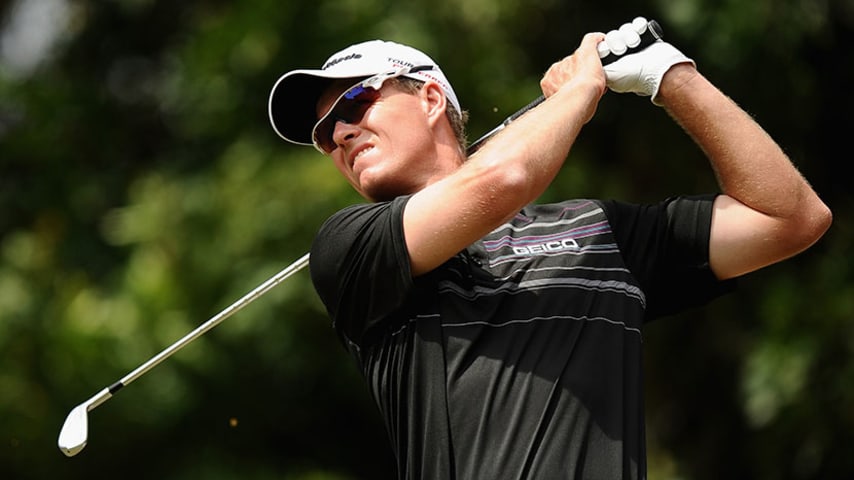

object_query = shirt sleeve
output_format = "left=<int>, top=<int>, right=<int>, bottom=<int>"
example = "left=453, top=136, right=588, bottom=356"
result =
left=309, top=195, right=414, bottom=344
left=600, top=194, right=736, bottom=321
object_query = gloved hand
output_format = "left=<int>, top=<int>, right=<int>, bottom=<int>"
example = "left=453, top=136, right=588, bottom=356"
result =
left=601, top=19, right=695, bottom=105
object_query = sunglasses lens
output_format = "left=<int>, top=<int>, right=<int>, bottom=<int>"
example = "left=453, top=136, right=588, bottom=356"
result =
left=313, top=85, right=381, bottom=154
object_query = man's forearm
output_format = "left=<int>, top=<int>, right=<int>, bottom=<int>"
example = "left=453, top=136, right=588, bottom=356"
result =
left=656, top=64, right=819, bottom=219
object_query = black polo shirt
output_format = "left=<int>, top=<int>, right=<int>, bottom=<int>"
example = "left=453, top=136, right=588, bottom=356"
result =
left=310, top=194, right=731, bottom=480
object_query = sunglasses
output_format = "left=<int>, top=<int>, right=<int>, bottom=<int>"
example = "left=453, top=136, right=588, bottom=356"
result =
left=311, top=65, right=435, bottom=154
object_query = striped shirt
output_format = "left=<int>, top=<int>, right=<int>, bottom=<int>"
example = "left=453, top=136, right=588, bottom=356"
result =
left=310, top=195, right=732, bottom=480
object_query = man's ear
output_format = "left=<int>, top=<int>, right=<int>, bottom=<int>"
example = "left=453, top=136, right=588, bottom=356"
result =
left=420, top=81, right=447, bottom=127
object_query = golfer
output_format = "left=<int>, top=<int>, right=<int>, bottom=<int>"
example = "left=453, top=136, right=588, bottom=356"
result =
left=268, top=20, right=831, bottom=479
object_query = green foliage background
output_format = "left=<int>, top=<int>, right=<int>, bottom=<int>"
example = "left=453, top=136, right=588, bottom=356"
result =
left=1, top=0, right=852, bottom=478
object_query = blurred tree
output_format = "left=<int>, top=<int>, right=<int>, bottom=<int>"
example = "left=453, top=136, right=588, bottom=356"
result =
left=0, top=0, right=851, bottom=479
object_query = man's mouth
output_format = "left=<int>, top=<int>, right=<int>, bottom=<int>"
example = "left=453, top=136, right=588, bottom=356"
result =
left=350, top=145, right=375, bottom=168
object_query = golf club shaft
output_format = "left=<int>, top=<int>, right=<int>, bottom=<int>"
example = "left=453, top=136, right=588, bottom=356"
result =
left=61, top=18, right=665, bottom=457
left=466, top=19, right=663, bottom=155
left=89, top=16, right=663, bottom=399
left=96, top=253, right=310, bottom=405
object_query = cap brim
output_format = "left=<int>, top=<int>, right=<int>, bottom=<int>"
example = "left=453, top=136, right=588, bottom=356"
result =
left=268, top=68, right=375, bottom=146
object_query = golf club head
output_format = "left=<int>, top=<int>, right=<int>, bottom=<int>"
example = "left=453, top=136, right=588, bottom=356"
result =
left=58, top=403, right=89, bottom=457
left=58, top=386, right=115, bottom=457
left=55, top=254, right=308, bottom=458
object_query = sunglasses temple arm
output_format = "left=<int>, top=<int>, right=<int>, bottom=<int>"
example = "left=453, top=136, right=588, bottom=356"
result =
left=466, top=95, right=545, bottom=156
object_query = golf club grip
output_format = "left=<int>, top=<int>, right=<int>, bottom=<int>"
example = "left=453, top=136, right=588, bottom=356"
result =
left=511, top=20, right=663, bottom=120
left=600, top=19, right=663, bottom=66
left=467, top=19, right=663, bottom=155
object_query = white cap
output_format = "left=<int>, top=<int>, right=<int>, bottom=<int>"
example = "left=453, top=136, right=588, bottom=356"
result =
left=268, top=40, right=461, bottom=146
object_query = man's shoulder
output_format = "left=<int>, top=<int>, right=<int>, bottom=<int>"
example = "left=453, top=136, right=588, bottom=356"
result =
left=319, top=196, right=411, bottom=234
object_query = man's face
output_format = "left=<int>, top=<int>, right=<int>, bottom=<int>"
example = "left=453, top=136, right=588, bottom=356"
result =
left=315, top=79, right=441, bottom=202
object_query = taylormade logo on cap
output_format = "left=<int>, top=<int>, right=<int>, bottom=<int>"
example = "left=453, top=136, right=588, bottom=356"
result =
left=322, top=53, right=363, bottom=69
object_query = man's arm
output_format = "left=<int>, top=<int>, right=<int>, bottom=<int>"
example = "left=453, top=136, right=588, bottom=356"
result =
left=655, top=64, right=832, bottom=280
left=403, top=33, right=607, bottom=276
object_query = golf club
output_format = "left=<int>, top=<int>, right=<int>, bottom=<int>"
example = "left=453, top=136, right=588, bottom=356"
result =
left=58, top=252, right=310, bottom=457
left=467, top=17, right=663, bottom=154
left=59, top=17, right=663, bottom=458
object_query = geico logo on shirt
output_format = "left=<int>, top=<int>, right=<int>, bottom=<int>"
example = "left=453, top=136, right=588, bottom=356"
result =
left=512, top=239, right=580, bottom=255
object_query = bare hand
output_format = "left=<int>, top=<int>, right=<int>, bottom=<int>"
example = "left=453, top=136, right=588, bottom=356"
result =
left=540, top=33, right=607, bottom=99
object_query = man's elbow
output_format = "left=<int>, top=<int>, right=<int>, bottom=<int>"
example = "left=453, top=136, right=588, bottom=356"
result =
left=790, top=197, right=833, bottom=253
left=809, top=200, right=833, bottom=243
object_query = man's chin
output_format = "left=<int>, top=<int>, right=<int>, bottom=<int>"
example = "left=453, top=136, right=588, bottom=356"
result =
left=355, top=169, right=418, bottom=202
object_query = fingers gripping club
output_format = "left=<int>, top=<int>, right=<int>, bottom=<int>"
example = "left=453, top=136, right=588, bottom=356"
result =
left=598, top=17, right=663, bottom=63
left=466, top=17, right=664, bottom=155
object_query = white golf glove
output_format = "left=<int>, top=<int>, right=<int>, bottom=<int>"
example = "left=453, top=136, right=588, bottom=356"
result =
left=602, top=20, right=695, bottom=105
